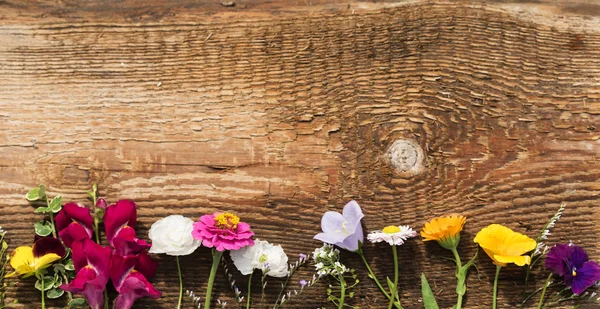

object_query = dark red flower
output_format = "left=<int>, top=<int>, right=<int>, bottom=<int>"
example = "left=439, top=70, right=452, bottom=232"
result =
left=104, top=200, right=150, bottom=255
left=96, top=198, right=108, bottom=209
left=60, top=239, right=111, bottom=309
left=55, top=203, right=94, bottom=248
left=110, top=252, right=160, bottom=309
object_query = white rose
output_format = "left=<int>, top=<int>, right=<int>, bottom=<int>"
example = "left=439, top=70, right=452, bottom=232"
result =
left=148, top=215, right=201, bottom=256
left=230, top=239, right=289, bottom=278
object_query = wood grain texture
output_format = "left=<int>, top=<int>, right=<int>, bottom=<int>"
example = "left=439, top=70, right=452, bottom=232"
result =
left=1, top=0, right=600, bottom=308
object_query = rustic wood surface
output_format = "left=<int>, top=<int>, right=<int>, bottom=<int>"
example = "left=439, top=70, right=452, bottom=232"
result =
left=1, top=0, right=600, bottom=308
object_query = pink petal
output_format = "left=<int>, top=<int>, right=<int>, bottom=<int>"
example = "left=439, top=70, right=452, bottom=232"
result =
left=63, top=203, right=94, bottom=229
left=104, top=200, right=137, bottom=242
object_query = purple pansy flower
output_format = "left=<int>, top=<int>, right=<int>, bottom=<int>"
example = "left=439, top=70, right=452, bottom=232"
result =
left=313, top=200, right=364, bottom=252
left=545, top=243, right=600, bottom=295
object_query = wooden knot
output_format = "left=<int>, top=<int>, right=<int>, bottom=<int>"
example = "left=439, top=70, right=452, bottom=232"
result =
left=387, top=139, right=424, bottom=175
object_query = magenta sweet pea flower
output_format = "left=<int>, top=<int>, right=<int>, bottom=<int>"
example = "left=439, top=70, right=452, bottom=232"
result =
left=104, top=200, right=150, bottom=255
left=313, top=200, right=364, bottom=252
left=61, top=239, right=111, bottom=309
left=545, top=243, right=600, bottom=295
left=192, top=212, right=254, bottom=251
left=110, top=252, right=161, bottom=309
left=55, top=203, right=94, bottom=248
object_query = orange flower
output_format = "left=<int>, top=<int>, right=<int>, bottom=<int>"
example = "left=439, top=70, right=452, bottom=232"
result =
left=421, top=215, right=466, bottom=250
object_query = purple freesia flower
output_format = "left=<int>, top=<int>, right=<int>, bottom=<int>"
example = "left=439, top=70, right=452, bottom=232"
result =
left=314, top=200, right=364, bottom=252
left=545, top=243, right=600, bottom=295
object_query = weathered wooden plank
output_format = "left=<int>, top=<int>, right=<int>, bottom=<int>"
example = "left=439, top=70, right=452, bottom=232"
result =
left=1, top=1, right=600, bottom=308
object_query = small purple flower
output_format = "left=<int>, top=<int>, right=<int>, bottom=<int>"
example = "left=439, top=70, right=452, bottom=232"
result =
left=299, top=253, right=307, bottom=262
left=545, top=243, right=600, bottom=295
left=299, top=280, right=308, bottom=288
left=313, top=200, right=364, bottom=252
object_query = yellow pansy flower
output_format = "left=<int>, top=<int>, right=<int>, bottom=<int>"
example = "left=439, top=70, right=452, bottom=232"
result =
left=474, top=224, right=536, bottom=267
left=6, top=237, right=64, bottom=278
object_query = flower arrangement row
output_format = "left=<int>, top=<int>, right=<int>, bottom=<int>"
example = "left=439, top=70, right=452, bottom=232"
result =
left=0, top=184, right=599, bottom=309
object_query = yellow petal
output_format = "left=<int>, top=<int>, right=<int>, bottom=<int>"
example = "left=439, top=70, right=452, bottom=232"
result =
left=35, top=253, right=61, bottom=271
left=10, top=246, right=34, bottom=270
left=474, top=224, right=535, bottom=267
left=503, top=232, right=537, bottom=256
left=494, top=254, right=531, bottom=266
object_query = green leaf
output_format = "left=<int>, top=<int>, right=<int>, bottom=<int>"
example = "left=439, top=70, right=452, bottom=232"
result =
left=64, top=259, right=75, bottom=271
left=68, top=298, right=87, bottom=308
left=48, top=196, right=62, bottom=213
left=386, top=276, right=396, bottom=291
left=26, top=184, right=46, bottom=201
left=53, top=263, right=66, bottom=274
left=2, top=241, right=7, bottom=250
left=46, top=287, right=64, bottom=299
left=34, top=276, right=55, bottom=291
left=421, top=273, right=440, bottom=309
left=34, top=221, right=53, bottom=237
left=34, top=207, right=51, bottom=214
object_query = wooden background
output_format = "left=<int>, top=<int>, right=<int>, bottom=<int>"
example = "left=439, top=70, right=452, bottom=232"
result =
left=1, top=0, right=600, bottom=308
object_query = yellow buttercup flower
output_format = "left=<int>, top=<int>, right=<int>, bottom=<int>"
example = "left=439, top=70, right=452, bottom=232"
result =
left=421, top=214, right=466, bottom=250
left=474, top=224, right=536, bottom=267
left=6, top=237, right=64, bottom=278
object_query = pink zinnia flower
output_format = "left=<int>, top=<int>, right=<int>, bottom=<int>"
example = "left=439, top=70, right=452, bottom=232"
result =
left=192, top=212, right=254, bottom=251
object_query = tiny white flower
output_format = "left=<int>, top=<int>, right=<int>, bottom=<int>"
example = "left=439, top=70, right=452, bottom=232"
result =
left=367, top=225, right=417, bottom=246
left=148, top=215, right=201, bottom=256
left=230, top=239, right=289, bottom=278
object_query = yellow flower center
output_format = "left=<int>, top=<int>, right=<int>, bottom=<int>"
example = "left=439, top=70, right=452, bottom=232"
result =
left=214, top=213, right=240, bottom=230
left=572, top=269, right=577, bottom=277
left=382, top=225, right=400, bottom=234
left=259, top=254, right=268, bottom=263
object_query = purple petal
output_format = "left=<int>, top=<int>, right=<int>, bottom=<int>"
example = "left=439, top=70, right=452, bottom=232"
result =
left=546, top=244, right=569, bottom=276
left=314, top=232, right=345, bottom=245
left=320, top=211, right=344, bottom=234
left=341, top=200, right=364, bottom=227
left=341, top=223, right=363, bottom=252
left=32, top=237, right=66, bottom=259
left=570, top=245, right=589, bottom=269
left=571, top=260, right=600, bottom=294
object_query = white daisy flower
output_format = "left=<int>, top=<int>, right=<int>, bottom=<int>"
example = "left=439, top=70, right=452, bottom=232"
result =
left=367, top=225, right=417, bottom=246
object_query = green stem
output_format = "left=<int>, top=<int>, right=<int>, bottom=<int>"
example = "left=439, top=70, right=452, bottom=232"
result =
left=61, top=272, right=73, bottom=302
left=537, top=273, right=552, bottom=309
left=246, top=272, right=253, bottom=309
left=204, top=249, right=224, bottom=309
left=338, top=275, right=346, bottom=309
left=104, top=290, right=109, bottom=309
left=45, top=196, right=57, bottom=238
left=260, top=272, right=266, bottom=309
left=357, top=249, right=401, bottom=308
left=176, top=256, right=183, bottom=309
left=493, top=265, right=502, bottom=309
left=451, top=248, right=463, bottom=309
left=39, top=272, right=46, bottom=309
left=388, top=246, right=399, bottom=309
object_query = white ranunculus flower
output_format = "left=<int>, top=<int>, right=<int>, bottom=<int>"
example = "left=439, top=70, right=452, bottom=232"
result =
left=230, top=239, right=289, bottom=277
left=148, top=215, right=201, bottom=256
